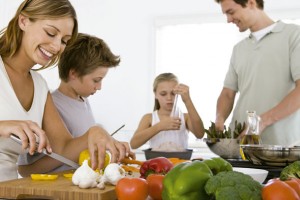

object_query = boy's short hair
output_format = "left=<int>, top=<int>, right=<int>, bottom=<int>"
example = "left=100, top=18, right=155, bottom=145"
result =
left=58, top=33, right=120, bottom=81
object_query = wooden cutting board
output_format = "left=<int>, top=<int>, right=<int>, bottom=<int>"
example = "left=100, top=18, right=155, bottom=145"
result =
left=0, top=174, right=117, bottom=200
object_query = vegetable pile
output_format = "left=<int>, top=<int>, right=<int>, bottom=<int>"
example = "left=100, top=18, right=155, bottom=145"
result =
left=70, top=152, right=300, bottom=200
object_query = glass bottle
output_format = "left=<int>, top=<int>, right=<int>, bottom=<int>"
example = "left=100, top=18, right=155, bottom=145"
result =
left=240, top=111, right=262, bottom=145
left=240, top=111, right=262, bottom=160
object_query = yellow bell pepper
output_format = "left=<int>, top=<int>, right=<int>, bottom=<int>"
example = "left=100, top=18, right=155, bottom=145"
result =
left=79, top=149, right=110, bottom=170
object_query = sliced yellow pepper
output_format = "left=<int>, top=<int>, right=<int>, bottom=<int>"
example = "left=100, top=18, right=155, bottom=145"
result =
left=31, top=174, right=58, bottom=181
left=63, top=173, right=73, bottom=179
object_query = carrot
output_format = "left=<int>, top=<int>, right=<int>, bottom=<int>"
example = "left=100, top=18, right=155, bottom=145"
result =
left=168, top=157, right=190, bottom=165
left=121, top=157, right=144, bottom=166
left=121, top=165, right=140, bottom=172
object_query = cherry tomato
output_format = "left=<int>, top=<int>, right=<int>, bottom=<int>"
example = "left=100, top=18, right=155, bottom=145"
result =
left=116, top=177, right=148, bottom=200
left=146, top=174, right=164, bottom=200
left=262, top=179, right=300, bottom=200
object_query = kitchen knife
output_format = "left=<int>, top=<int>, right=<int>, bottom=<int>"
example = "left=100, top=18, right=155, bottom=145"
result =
left=10, top=134, right=80, bottom=169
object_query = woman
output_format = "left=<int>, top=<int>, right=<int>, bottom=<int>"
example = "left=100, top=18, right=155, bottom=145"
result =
left=130, top=73, right=205, bottom=150
left=0, top=0, right=131, bottom=182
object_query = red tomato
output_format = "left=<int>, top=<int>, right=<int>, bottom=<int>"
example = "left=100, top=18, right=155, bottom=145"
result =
left=116, top=177, right=148, bottom=200
left=146, top=174, right=164, bottom=200
left=285, top=179, right=300, bottom=197
left=262, top=179, right=300, bottom=200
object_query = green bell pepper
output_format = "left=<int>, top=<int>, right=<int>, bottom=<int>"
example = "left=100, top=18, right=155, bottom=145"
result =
left=202, top=157, right=232, bottom=175
left=162, top=160, right=213, bottom=200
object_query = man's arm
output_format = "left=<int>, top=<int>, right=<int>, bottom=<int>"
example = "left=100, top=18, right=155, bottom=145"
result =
left=215, top=87, right=236, bottom=131
left=260, top=79, right=300, bottom=133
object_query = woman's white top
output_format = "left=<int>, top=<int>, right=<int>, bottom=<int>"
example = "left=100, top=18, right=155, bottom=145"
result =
left=0, top=56, right=48, bottom=182
left=149, top=110, right=189, bottom=150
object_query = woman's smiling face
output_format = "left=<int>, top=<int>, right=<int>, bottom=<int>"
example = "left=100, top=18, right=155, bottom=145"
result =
left=19, top=15, right=74, bottom=66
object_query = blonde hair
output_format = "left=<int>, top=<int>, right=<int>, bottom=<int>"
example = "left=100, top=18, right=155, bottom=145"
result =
left=153, top=73, right=178, bottom=110
left=0, top=0, right=78, bottom=70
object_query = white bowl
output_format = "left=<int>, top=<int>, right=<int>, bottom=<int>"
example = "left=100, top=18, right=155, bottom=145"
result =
left=233, top=167, right=268, bottom=184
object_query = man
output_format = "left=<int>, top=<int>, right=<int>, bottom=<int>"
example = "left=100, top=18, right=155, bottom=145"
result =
left=214, top=0, right=300, bottom=145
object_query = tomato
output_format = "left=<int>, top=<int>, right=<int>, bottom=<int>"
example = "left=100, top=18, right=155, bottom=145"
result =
left=146, top=174, right=164, bottom=200
left=79, top=149, right=110, bottom=169
left=262, top=179, right=300, bottom=200
left=116, top=177, right=148, bottom=200
left=285, top=179, right=300, bottom=197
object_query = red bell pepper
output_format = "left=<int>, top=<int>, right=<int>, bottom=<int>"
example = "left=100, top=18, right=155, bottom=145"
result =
left=140, top=157, right=173, bottom=179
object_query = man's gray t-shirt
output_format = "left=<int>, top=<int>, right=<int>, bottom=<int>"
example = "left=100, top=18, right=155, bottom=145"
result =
left=224, top=21, right=300, bottom=146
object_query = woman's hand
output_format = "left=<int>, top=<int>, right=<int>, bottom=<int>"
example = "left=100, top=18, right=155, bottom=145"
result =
left=0, top=120, right=51, bottom=155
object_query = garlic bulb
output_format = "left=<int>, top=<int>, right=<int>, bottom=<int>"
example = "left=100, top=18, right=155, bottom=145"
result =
left=97, top=163, right=125, bottom=189
left=72, top=159, right=100, bottom=189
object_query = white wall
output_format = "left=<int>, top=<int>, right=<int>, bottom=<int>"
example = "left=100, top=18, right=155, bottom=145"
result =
left=1, top=0, right=300, bottom=142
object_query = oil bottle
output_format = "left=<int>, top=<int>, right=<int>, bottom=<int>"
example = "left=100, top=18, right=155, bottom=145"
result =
left=240, top=110, right=262, bottom=160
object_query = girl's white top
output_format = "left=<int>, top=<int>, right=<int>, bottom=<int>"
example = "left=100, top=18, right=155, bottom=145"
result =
left=149, top=110, right=189, bottom=151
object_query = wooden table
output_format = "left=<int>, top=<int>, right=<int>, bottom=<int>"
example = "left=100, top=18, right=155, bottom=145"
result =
left=0, top=173, right=117, bottom=200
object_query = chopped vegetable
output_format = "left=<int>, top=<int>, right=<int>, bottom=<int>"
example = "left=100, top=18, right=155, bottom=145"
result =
left=31, top=174, right=58, bottom=181
left=121, top=157, right=144, bottom=166
left=63, top=173, right=73, bottom=179
left=205, top=171, right=262, bottom=200
left=167, top=157, right=190, bottom=166
left=121, top=165, right=140, bottom=173
left=280, top=161, right=300, bottom=181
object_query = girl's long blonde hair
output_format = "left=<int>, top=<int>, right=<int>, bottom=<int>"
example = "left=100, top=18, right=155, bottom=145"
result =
left=0, top=0, right=78, bottom=70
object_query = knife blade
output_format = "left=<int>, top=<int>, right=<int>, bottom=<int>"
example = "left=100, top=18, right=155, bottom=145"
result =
left=10, top=134, right=80, bottom=169
left=41, top=149, right=80, bottom=169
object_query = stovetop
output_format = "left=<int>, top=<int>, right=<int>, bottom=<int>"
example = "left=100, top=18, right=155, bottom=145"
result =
left=226, top=159, right=283, bottom=183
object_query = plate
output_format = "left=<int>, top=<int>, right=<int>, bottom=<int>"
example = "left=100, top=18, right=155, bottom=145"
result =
left=233, top=167, right=268, bottom=184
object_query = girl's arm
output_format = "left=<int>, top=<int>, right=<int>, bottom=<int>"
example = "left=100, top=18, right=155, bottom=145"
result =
left=130, top=114, right=158, bottom=149
left=175, top=84, right=205, bottom=138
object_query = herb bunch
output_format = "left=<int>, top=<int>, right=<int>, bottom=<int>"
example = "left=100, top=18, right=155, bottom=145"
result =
left=205, top=120, right=246, bottom=139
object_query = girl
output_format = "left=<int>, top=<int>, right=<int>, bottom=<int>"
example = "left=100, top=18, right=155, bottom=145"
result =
left=130, top=73, right=205, bottom=150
